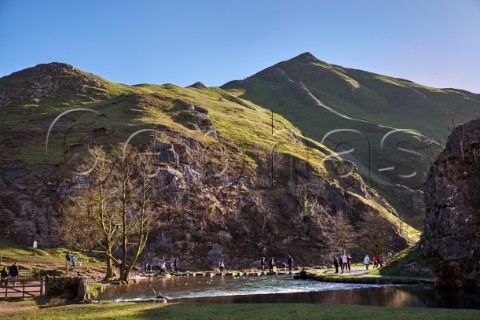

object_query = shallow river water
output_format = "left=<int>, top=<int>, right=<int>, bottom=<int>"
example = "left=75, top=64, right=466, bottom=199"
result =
left=96, top=274, right=480, bottom=309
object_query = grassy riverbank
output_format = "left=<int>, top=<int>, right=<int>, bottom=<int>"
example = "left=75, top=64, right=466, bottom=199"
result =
left=295, top=270, right=434, bottom=284
left=0, top=238, right=104, bottom=277
left=1, top=301, right=480, bottom=320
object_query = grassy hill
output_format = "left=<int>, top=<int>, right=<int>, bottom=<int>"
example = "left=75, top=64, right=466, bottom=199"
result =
left=0, top=63, right=328, bottom=171
left=0, top=61, right=420, bottom=267
left=222, top=52, right=480, bottom=226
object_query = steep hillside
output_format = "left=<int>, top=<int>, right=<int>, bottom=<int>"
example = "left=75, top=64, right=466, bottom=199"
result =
left=222, top=52, right=480, bottom=227
left=0, top=62, right=417, bottom=268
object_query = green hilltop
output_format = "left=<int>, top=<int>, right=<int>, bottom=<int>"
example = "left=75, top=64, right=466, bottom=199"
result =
left=222, top=52, right=480, bottom=227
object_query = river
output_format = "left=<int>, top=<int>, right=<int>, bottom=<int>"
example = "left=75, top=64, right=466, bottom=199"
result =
left=96, top=274, right=480, bottom=308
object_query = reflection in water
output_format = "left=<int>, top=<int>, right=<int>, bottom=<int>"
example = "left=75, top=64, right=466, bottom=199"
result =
left=97, top=275, right=480, bottom=309
left=179, top=286, right=480, bottom=309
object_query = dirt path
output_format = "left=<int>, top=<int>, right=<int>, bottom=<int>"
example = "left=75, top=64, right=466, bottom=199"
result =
left=0, top=305, right=38, bottom=313
left=316, top=267, right=396, bottom=278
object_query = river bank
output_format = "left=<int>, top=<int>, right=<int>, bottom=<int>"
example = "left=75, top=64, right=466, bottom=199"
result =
left=295, top=269, right=434, bottom=285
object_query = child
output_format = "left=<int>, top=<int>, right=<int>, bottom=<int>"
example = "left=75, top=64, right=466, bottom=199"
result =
left=71, top=254, right=77, bottom=269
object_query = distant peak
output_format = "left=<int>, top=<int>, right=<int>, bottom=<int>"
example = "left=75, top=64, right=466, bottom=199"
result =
left=37, top=62, right=75, bottom=70
left=29, top=62, right=75, bottom=73
left=188, top=81, right=207, bottom=89
left=292, top=52, right=319, bottom=63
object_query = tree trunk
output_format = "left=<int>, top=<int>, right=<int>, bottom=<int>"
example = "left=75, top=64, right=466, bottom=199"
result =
left=105, top=257, right=113, bottom=279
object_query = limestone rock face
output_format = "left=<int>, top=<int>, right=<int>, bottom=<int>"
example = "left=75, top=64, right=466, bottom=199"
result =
left=0, top=62, right=106, bottom=109
left=420, top=119, right=480, bottom=287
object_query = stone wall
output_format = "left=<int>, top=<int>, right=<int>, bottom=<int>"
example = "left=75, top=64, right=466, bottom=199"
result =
left=45, top=276, right=91, bottom=302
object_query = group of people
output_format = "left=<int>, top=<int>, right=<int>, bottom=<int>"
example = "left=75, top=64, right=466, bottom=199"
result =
left=1, top=262, right=19, bottom=286
left=144, top=258, right=179, bottom=275
left=65, top=251, right=78, bottom=271
left=362, top=255, right=383, bottom=270
left=259, top=255, right=294, bottom=274
left=218, top=255, right=295, bottom=275
left=333, top=254, right=352, bottom=273
left=333, top=253, right=393, bottom=272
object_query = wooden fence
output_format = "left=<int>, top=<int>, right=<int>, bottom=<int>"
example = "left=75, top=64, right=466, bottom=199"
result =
left=0, top=277, right=44, bottom=298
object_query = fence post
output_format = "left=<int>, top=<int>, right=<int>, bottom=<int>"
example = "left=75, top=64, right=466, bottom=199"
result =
left=45, top=275, right=49, bottom=296
left=40, top=277, right=43, bottom=296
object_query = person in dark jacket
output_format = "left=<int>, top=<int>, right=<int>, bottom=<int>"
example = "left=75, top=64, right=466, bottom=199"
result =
left=260, top=257, right=266, bottom=271
left=287, top=255, right=294, bottom=274
left=65, top=251, right=71, bottom=272
left=9, top=262, right=19, bottom=285
left=1, top=267, right=8, bottom=287
left=269, top=257, right=275, bottom=273
left=333, top=256, right=339, bottom=273
left=173, top=258, right=179, bottom=273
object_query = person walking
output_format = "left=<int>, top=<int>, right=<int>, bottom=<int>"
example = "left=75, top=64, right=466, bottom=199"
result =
left=372, top=256, right=378, bottom=269
left=287, top=255, right=294, bottom=274
left=333, top=256, right=339, bottom=273
left=260, top=257, right=266, bottom=271
left=8, top=262, right=19, bottom=285
left=1, top=266, right=8, bottom=287
left=269, top=257, right=275, bottom=273
left=65, top=251, right=71, bottom=273
left=219, top=258, right=225, bottom=274
left=160, top=262, right=167, bottom=273
left=363, top=255, right=371, bottom=270
left=341, top=254, right=348, bottom=274
left=347, top=255, right=352, bottom=272
left=71, top=254, right=77, bottom=270
left=173, top=258, right=179, bottom=273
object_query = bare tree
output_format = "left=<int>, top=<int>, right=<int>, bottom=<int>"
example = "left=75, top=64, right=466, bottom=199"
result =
left=62, top=143, right=157, bottom=281
left=61, top=146, right=118, bottom=279
left=112, top=145, right=156, bottom=281
left=332, top=211, right=355, bottom=255
left=360, top=212, right=389, bottom=262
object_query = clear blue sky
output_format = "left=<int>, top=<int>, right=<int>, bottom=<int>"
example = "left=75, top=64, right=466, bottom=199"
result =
left=1, top=0, right=479, bottom=92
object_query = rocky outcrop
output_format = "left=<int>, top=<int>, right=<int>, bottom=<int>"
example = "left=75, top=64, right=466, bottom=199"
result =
left=0, top=62, right=106, bottom=108
left=420, top=119, right=480, bottom=287
left=45, top=276, right=91, bottom=302
left=0, top=165, right=64, bottom=246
